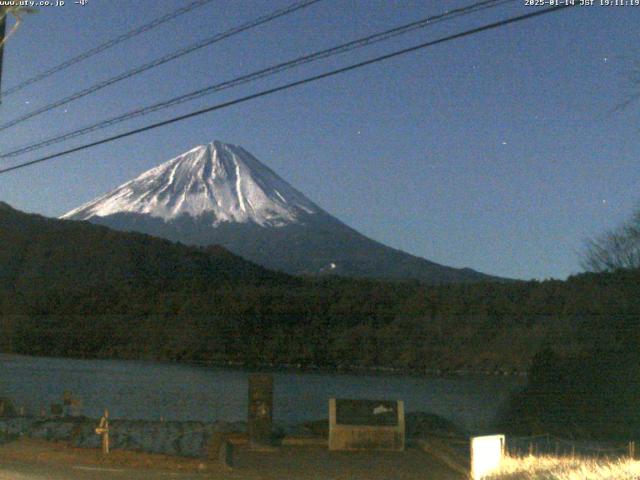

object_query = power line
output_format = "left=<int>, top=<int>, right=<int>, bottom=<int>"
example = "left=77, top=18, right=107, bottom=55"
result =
left=0, top=0, right=515, bottom=159
left=0, top=0, right=321, bottom=132
left=0, top=4, right=574, bottom=177
left=0, top=0, right=216, bottom=98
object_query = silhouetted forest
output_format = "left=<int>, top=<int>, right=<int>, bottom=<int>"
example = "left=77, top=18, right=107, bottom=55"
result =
left=501, top=344, right=640, bottom=439
left=1, top=202, right=639, bottom=378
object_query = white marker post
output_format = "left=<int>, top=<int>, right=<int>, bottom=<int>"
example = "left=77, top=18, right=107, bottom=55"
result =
left=470, top=434, right=505, bottom=480
left=94, top=409, right=110, bottom=455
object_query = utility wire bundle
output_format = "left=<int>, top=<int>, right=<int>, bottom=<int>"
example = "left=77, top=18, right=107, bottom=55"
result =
left=0, top=0, right=216, bottom=98
left=0, top=0, right=321, bottom=132
left=0, top=0, right=514, bottom=159
left=0, top=0, right=574, bottom=175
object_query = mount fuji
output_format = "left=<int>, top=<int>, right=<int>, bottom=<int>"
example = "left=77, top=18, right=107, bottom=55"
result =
left=62, top=141, right=498, bottom=283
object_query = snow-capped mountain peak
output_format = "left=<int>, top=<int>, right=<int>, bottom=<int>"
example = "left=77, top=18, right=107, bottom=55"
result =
left=62, top=141, right=319, bottom=227
left=61, top=140, right=500, bottom=283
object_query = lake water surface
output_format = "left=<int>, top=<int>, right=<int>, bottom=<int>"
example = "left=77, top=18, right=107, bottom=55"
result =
left=0, top=354, right=524, bottom=433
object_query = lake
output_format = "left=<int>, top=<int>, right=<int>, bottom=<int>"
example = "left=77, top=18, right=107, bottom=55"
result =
left=0, top=354, right=524, bottom=433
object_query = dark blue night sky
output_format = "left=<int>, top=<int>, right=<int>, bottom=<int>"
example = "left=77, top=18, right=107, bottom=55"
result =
left=0, top=0, right=638, bottom=280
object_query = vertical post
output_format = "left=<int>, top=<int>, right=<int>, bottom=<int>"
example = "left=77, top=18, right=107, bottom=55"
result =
left=248, top=374, right=273, bottom=447
left=95, top=409, right=110, bottom=455
left=0, top=10, right=6, bottom=104
left=528, top=442, right=533, bottom=456
left=629, top=441, right=635, bottom=459
left=328, top=397, right=336, bottom=450
left=219, top=439, right=234, bottom=469
left=102, top=409, right=109, bottom=455
left=397, top=400, right=405, bottom=451
left=63, top=391, right=72, bottom=417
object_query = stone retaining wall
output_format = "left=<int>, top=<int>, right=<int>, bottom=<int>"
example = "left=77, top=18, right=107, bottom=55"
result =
left=0, top=417, right=246, bottom=457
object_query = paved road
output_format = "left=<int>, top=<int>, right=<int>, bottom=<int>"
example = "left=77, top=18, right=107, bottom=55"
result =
left=0, top=441, right=464, bottom=479
left=0, top=461, right=211, bottom=480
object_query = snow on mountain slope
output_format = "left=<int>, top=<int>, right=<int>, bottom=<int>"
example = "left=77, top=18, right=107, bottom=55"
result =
left=61, top=140, right=503, bottom=283
left=62, top=141, right=319, bottom=227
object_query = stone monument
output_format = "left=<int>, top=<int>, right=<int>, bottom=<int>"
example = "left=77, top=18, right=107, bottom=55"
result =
left=328, top=398, right=405, bottom=451
left=248, top=374, right=274, bottom=447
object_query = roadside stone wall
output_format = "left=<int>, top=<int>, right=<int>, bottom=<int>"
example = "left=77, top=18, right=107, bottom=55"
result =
left=0, top=417, right=246, bottom=457
left=0, top=411, right=468, bottom=456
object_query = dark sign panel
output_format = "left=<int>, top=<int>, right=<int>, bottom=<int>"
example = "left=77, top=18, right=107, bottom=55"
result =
left=335, top=399, right=399, bottom=426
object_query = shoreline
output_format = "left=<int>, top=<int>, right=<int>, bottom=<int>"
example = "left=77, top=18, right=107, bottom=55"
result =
left=0, top=352, right=528, bottom=379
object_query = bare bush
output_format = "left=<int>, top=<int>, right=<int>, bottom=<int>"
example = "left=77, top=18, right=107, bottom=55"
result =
left=582, top=209, right=640, bottom=272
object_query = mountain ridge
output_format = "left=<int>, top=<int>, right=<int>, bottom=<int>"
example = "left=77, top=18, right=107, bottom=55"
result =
left=5, top=200, right=637, bottom=380
left=62, top=141, right=503, bottom=284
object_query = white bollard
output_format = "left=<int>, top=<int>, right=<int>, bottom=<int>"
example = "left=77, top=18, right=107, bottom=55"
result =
left=470, top=434, right=505, bottom=480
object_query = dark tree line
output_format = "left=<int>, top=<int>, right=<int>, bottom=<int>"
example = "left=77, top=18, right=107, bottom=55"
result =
left=4, top=202, right=640, bottom=440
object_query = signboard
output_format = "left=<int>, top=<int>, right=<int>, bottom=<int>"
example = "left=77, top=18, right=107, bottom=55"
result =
left=329, top=398, right=404, bottom=451
left=335, top=399, right=399, bottom=426
left=248, top=374, right=273, bottom=446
